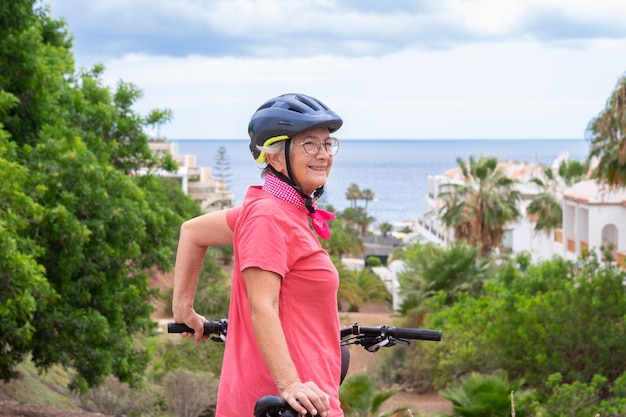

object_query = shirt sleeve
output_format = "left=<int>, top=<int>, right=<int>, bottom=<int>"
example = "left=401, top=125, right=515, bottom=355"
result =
left=236, top=210, right=293, bottom=278
left=226, top=205, right=242, bottom=231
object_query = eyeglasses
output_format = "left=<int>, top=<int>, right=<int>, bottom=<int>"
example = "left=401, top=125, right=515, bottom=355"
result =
left=299, top=137, right=340, bottom=156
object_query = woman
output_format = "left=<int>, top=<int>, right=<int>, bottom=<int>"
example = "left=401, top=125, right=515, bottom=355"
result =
left=173, top=93, right=344, bottom=417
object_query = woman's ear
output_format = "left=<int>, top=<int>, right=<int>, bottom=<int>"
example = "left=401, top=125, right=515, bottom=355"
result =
left=266, top=151, right=286, bottom=175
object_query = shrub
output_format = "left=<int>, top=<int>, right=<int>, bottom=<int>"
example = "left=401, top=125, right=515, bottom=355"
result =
left=164, top=369, right=219, bottom=417
left=78, top=376, right=165, bottom=417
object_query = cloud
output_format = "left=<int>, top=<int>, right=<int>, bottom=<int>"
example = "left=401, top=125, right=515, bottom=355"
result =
left=42, top=0, right=626, bottom=139
left=47, top=0, right=626, bottom=60
left=97, top=38, right=626, bottom=140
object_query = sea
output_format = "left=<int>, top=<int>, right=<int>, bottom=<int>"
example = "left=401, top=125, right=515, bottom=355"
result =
left=171, top=139, right=590, bottom=226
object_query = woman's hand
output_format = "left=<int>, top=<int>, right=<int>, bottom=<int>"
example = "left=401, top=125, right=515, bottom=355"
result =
left=173, top=308, right=208, bottom=344
left=281, top=380, right=331, bottom=417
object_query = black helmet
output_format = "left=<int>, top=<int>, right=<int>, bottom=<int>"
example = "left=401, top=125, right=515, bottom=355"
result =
left=248, top=93, right=343, bottom=162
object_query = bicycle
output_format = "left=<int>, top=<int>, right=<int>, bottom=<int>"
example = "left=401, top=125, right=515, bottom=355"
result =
left=168, top=320, right=442, bottom=417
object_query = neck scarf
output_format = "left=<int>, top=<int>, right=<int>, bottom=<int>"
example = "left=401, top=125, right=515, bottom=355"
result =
left=262, top=174, right=335, bottom=239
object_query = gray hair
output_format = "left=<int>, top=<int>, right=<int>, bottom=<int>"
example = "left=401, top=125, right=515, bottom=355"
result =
left=257, top=140, right=287, bottom=177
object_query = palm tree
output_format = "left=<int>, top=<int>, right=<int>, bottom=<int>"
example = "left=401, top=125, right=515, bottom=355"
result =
left=338, top=266, right=391, bottom=312
left=343, top=207, right=375, bottom=236
left=587, top=73, right=626, bottom=187
left=378, top=222, right=393, bottom=238
left=527, top=160, right=587, bottom=234
left=398, top=241, right=492, bottom=312
left=333, top=257, right=363, bottom=312
left=361, top=188, right=375, bottom=211
left=321, top=216, right=364, bottom=258
left=438, top=156, right=521, bottom=257
left=526, top=168, right=563, bottom=233
left=345, top=183, right=362, bottom=208
left=340, top=373, right=408, bottom=417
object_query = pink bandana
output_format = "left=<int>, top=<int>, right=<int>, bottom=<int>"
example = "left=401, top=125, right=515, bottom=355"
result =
left=262, top=174, right=335, bottom=239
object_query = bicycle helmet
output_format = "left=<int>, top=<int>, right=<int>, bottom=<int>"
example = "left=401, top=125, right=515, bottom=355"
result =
left=248, top=93, right=343, bottom=163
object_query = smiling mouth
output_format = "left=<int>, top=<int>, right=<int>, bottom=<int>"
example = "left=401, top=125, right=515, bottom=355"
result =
left=309, top=166, right=327, bottom=172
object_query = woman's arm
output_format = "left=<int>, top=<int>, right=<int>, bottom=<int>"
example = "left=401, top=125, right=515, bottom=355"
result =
left=172, top=209, right=235, bottom=343
left=243, top=267, right=331, bottom=417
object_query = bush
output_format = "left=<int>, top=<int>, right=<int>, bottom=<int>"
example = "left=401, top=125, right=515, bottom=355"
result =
left=79, top=376, right=165, bottom=417
left=436, top=370, right=536, bottom=417
left=145, top=335, right=225, bottom=384
left=390, top=254, right=626, bottom=403
left=164, top=369, right=219, bottom=417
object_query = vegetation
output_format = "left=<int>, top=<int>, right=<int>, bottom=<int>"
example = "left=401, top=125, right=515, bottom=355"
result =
left=380, top=248, right=626, bottom=415
left=526, top=160, right=588, bottom=233
left=334, top=258, right=392, bottom=312
left=340, top=373, right=408, bottom=417
left=436, top=370, right=535, bottom=417
left=0, top=0, right=197, bottom=391
left=438, top=156, right=521, bottom=257
left=3, top=2, right=626, bottom=417
left=587, top=73, right=626, bottom=187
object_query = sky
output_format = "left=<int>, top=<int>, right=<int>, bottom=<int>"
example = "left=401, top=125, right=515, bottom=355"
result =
left=44, top=0, right=626, bottom=140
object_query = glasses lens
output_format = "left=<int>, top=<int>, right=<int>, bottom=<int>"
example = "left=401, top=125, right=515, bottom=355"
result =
left=326, top=137, right=339, bottom=156
left=302, top=140, right=318, bottom=155
left=301, top=137, right=340, bottom=155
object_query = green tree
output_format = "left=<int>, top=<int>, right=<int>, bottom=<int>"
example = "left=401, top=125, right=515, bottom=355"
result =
left=342, top=267, right=391, bottom=312
left=398, top=241, right=492, bottom=312
left=145, top=108, right=173, bottom=139
left=378, top=222, right=393, bottom=238
left=345, top=183, right=361, bottom=208
left=321, top=215, right=363, bottom=258
left=343, top=207, right=375, bottom=236
left=0, top=1, right=73, bottom=147
left=214, top=146, right=232, bottom=190
left=587, top=73, right=626, bottom=186
left=0, top=2, right=193, bottom=391
left=361, top=188, right=375, bottom=211
left=428, top=254, right=626, bottom=395
left=438, top=156, right=521, bottom=257
left=0, top=133, right=57, bottom=381
left=23, top=137, right=177, bottom=391
left=526, top=168, right=563, bottom=233
left=527, top=160, right=587, bottom=233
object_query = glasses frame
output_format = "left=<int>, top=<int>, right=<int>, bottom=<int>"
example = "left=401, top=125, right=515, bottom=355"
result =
left=299, top=137, right=340, bottom=156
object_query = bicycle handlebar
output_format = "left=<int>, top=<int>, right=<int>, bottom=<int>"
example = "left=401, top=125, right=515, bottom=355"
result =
left=167, top=319, right=442, bottom=343
left=168, top=319, right=442, bottom=417
left=340, top=323, right=442, bottom=341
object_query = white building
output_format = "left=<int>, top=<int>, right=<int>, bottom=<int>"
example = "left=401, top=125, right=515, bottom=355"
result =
left=560, top=180, right=626, bottom=266
left=147, top=140, right=234, bottom=211
left=417, top=157, right=626, bottom=270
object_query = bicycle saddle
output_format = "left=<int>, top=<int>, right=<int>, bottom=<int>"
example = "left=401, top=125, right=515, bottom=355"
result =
left=253, top=394, right=312, bottom=417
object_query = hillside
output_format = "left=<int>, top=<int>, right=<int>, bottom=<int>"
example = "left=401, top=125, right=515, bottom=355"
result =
left=0, top=272, right=451, bottom=417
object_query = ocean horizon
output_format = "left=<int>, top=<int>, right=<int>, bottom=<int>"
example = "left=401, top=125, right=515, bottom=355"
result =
left=171, top=138, right=591, bottom=226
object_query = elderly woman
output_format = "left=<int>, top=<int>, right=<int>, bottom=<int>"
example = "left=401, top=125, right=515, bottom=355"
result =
left=173, top=93, right=344, bottom=417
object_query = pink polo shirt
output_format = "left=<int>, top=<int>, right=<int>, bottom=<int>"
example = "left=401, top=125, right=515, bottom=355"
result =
left=216, top=186, right=343, bottom=417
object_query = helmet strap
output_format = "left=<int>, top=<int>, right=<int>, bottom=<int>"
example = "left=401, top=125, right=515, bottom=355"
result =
left=268, top=139, right=325, bottom=214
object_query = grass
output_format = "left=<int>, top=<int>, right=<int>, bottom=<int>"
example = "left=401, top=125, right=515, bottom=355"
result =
left=0, top=357, right=81, bottom=410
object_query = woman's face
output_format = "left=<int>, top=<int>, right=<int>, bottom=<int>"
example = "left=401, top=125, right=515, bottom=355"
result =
left=269, top=127, right=335, bottom=196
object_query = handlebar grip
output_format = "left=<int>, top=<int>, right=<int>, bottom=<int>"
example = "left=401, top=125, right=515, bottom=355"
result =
left=167, top=321, right=225, bottom=336
left=167, top=323, right=196, bottom=334
left=390, top=328, right=442, bottom=341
